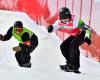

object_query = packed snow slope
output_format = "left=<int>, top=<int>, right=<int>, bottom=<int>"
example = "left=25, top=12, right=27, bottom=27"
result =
left=0, top=10, right=100, bottom=80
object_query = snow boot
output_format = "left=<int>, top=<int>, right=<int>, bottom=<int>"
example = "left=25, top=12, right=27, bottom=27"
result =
left=21, top=62, right=31, bottom=68
left=59, top=64, right=69, bottom=72
left=73, top=68, right=81, bottom=74
left=68, top=65, right=81, bottom=74
left=60, top=64, right=81, bottom=73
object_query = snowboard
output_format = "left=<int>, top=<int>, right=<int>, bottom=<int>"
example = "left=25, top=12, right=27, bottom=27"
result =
left=59, top=65, right=81, bottom=74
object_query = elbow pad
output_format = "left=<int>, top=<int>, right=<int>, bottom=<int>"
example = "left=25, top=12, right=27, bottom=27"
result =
left=47, top=25, right=53, bottom=33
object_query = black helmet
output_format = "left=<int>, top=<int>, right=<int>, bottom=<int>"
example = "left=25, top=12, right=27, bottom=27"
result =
left=14, top=21, right=23, bottom=28
left=59, top=7, right=71, bottom=20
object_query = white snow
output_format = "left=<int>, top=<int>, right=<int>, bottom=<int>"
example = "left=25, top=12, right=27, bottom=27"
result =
left=0, top=10, right=100, bottom=80
left=94, top=0, right=100, bottom=2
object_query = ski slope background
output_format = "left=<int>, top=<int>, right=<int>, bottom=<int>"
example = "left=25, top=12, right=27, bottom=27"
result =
left=0, top=10, right=100, bottom=80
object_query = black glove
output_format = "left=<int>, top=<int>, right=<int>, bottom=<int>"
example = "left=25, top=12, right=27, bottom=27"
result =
left=47, top=25, right=53, bottom=33
left=0, top=34, right=4, bottom=41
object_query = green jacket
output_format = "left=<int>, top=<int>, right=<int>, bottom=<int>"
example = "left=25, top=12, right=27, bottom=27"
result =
left=12, top=27, right=33, bottom=43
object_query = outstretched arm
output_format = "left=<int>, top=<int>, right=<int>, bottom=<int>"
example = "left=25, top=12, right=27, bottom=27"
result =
left=47, top=20, right=61, bottom=33
left=0, top=27, right=13, bottom=41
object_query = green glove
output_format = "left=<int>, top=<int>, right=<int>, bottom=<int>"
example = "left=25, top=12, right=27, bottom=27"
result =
left=85, top=30, right=91, bottom=39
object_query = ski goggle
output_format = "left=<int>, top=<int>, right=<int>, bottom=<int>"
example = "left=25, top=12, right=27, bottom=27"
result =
left=14, top=27, right=23, bottom=34
left=61, top=18, right=70, bottom=24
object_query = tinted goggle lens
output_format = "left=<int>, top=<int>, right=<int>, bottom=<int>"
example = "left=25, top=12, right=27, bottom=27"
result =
left=15, top=28, right=22, bottom=32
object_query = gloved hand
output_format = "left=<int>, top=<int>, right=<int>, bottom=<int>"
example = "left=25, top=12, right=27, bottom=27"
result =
left=0, top=34, right=4, bottom=40
left=84, top=30, right=91, bottom=45
left=84, top=30, right=91, bottom=39
left=47, top=25, right=53, bottom=33
left=12, top=46, right=21, bottom=52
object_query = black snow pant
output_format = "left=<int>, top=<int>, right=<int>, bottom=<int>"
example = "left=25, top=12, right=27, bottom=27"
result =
left=60, top=31, right=90, bottom=69
left=15, top=34, right=38, bottom=66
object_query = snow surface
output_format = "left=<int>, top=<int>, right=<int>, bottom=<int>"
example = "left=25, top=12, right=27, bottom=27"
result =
left=0, top=10, right=100, bottom=80
left=94, top=0, right=100, bottom=2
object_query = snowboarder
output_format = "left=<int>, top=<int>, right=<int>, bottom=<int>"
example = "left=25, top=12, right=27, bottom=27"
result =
left=0, top=21, right=38, bottom=68
left=47, top=7, right=93, bottom=73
